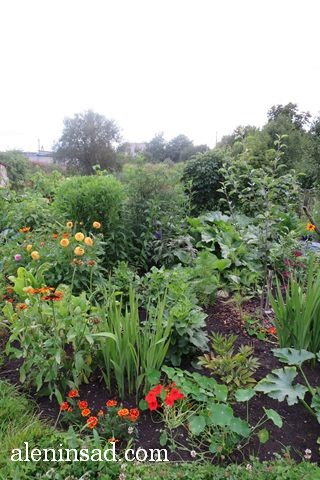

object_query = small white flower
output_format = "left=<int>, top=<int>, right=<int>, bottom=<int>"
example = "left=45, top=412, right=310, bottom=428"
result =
left=119, top=473, right=126, bottom=480
left=304, top=448, right=312, bottom=460
left=190, top=450, right=197, bottom=458
left=246, top=463, right=252, bottom=471
left=128, top=426, right=134, bottom=434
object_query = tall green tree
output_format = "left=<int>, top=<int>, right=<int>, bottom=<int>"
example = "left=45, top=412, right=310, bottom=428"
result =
left=54, top=110, right=121, bottom=174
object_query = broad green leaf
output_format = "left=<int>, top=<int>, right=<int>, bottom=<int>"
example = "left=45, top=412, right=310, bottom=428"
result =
left=207, top=404, right=233, bottom=427
left=159, top=431, right=168, bottom=446
left=234, top=389, right=256, bottom=402
left=258, top=428, right=269, bottom=444
left=263, top=408, right=283, bottom=428
left=255, top=367, right=307, bottom=406
left=229, top=417, right=250, bottom=437
left=138, top=399, right=148, bottom=411
left=189, top=415, right=206, bottom=435
left=272, top=348, right=315, bottom=366
left=146, top=368, right=161, bottom=386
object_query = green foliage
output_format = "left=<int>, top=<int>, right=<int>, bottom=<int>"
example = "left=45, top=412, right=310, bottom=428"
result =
left=3, top=287, right=95, bottom=403
left=53, top=175, right=127, bottom=268
left=140, top=266, right=208, bottom=365
left=26, top=169, right=64, bottom=201
left=198, top=333, right=260, bottom=396
left=0, top=150, right=31, bottom=189
left=270, top=264, right=320, bottom=353
left=182, top=149, right=225, bottom=213
left=95, top=289, right=173, bottom=398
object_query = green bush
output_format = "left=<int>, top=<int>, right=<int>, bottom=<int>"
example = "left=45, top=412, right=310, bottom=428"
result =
left=0, top=150, right=31, bottom=190
left=53, top=175, right=127, bottom=267
left=182, top=149, right=225, bottom=214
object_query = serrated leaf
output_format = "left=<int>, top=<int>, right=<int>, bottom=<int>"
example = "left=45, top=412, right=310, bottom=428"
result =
left=272, top=348, right=315, bottom=366
left=255, top=367, right=307, bottom=406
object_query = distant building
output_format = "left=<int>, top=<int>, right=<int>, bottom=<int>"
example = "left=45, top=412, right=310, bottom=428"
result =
left=0, top=162, right=9, bottom=187
left=23, top=149, right=54, bottom=165
left=120, top=142, right=146, bottom=157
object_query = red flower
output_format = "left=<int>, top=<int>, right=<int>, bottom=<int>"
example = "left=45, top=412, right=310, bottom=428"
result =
left=81, top=408, right=91, bottom=417
left=147, top=399, right=159, bottom=411
left=68, top=389, right=79, bottom=398
left=87, top=416, right=98, bottom=429
left=106, top=400, right=118, bottom=407
left=78, top=400, right=89, bottom=410
left=164, top=394, right=175, bottom=407
left=60, top=401, right=69, bottom=411
left=268, top=326, right=277, bottom=335
left=128, top=408, right=140, bottom=421
left=145, top=391, right=157, bottom=403
left=294, top=250, right=303, bottom=257
left=170, top=388, right=184, bottom=401
left=150, top=384, right=162, bottom=396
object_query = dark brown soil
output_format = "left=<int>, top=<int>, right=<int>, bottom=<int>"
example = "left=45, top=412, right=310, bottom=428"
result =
left=1, top=299, right=319, bottom=464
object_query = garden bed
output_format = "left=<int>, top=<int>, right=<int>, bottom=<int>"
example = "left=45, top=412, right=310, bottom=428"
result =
left=1, top=298, right=319, bottom=464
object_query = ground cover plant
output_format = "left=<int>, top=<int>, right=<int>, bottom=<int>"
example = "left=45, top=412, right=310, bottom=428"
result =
left=1, top=115, right=320, bottom=478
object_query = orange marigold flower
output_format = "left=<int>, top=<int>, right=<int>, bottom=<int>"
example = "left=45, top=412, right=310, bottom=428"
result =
left=63, top=232, right=69, bottom=238
left=41, top=290, right=64, bottom=302
left=92, top=221, right=101, bottom=229
left=78, top=400, right=89, bottom=410
left=52, top=233, right=59, bottom=239
left=108, top=438, right=119, bottom=443
left=19, top=227, right=30, bottom=233
left=23, top=286, right=35, bottom=295
left=306, top=223, right=316, bottom=232
left=67, top=407, right=73, bottom=413
left=75, top=232, right=85, bottom=242
left=81, top=408, right=91, bottom=417
left=66, top=221, right=73, bottom=229
left=60, top=401, right=69, bottom=411
left=68, top=389, right=79, bottom=398
left=129, top=408, right=140, bottom=419
left=98, top=409, right=104, bottom=416
left=16, top=303, right=27, bottom=311
left=268, top=326, right=277, bottom=335
left=117, top=408, right=130, bottom=418
left=6, top=298, right=13, bottom=303
left=106, top=400, right=118, bottom=407
left=74, top=246, right=85, bottom=256
left=84, top=237, right=93, bottom=246
left=87, top=416, right=98, bottom=429
left=60, top=238, right=70, bottom=247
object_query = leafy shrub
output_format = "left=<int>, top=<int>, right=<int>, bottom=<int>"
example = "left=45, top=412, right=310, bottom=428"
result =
left=182, top=149, right=225, bottom=214
left=121, top=163, right=188, bottom=270
left=0, top=150, right=31, bottom=190
left=140, top=266, right=208, bottom=365
left=53, top=175, right=127, bottom=267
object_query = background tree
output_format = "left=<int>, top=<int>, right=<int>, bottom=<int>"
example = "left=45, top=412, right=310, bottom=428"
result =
left=144, top=133, right=167, bottom=163
left=54, top=110, right=121, bottom=174
left=166, top=134, right=193, bottom=162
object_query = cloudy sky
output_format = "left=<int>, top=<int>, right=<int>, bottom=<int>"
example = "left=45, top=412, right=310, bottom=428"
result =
left=0, top=0, right=319, bottom=151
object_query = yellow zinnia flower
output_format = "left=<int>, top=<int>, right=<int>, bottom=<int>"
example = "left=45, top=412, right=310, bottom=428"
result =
left=31, top=251, right=40, bottom=260
left=60, top=238, right=70, bottom=247
left=66, top=221, right=73, bottom=228
left=84, top=237, right=93, bottom=246
left=26, top=244, right=33, bottom=252
left=75, top=232, right=85, bottom=242
left=74, top=246, right=85, bottom=256
left=93, top=221, right=101, bottom=229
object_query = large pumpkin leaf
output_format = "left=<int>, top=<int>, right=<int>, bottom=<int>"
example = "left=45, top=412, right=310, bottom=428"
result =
left=272, top=348, right=315, bottom=366
left=255, top=367, right=307, bottom=406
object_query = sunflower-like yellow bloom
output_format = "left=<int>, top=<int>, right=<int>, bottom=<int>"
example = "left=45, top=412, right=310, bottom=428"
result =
left=31, top=251, right=40, bottom=260
left=26, top=244, right=33, bottom=252
left=75, top=232, right=85, bottom=242
left=66, top=221, right=73, bottom=228
left=93, top=221, right=101, bottom=229
left=60, top=238, right=70, bottom=247
left=74, top=246, right=85, bottom=256
left=306, top=223, right=316, bottom=232
left=84, top=237, right=93, bottom=246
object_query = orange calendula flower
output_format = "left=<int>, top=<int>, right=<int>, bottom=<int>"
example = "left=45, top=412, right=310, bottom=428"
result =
left=60, top=238, right=70, bottom=247
left=75, top=232, right=85, bottom=242
left=68, top=389, right=79, bottom=398
left=16, top=303, right=27, bottom=311
left=63, top=232, right=69, bottom=238
left=33, top=286, right=54, bottom=294
left=66, top=221, right=73, bottom=229
left=31, top=251, right=40, bottom=260
left=108, top=438, right=119, bottom=443
left=306, top=223, right=316, bottom=232
left=67, top=407, right=73, bottom=413
left=23, top=286, right=35, bottom=295
left=106, top=400, right=118, bottom=408
left=268, top=326, right=277, bottom=335
left=52, top=233, right=59, bottom=239
left=78, top=400, right=89, bottom=410
left=60, top=401, right=69, bottom=411
left=74, top=246, right=85, bottom=256
left=93, top=221, right=101, bottom=229
left=98, top=409, right=104, bottom=417
left=81, top=408, right=91, bottom=417
left=87, top=416, right=98, bottom=429
left=117, top=408, right=130, bottom=418
left=84, top=237, right=93, bottom=246
left=19, top=227, right=30, bottom=233
left=26, top=244, right=33, bottom=252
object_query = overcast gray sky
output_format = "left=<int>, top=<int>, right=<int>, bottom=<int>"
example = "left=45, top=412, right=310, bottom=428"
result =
left=0, top=0, right=319, bottom=151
